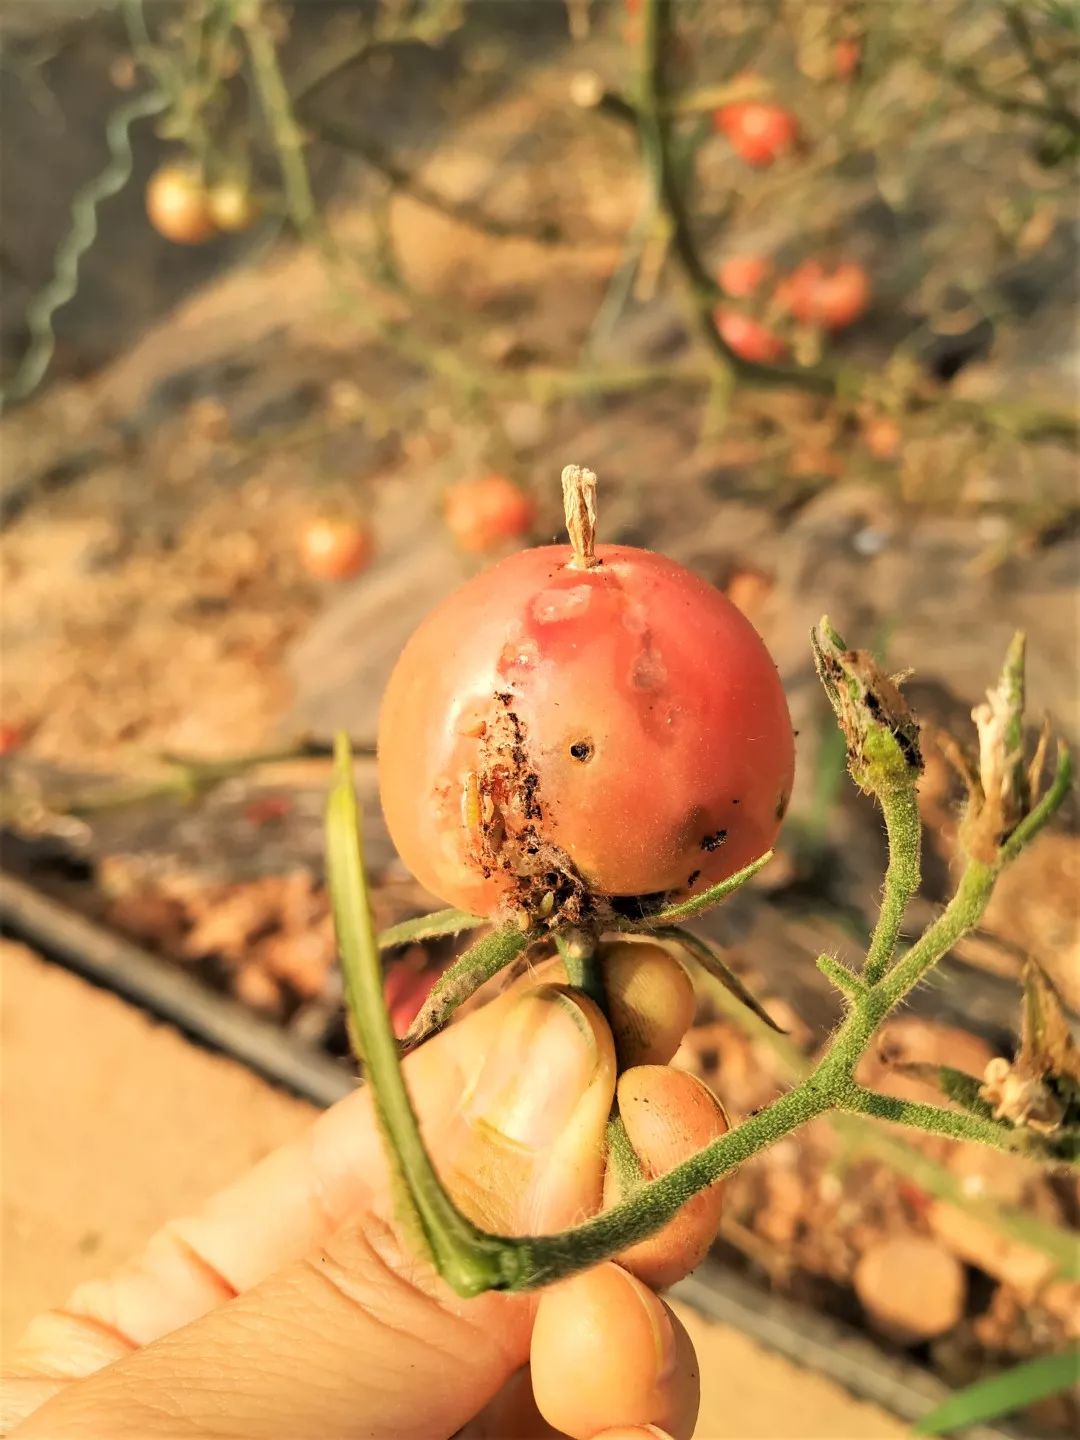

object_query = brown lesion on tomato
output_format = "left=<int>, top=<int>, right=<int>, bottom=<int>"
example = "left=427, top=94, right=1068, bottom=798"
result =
left=700, top=829, right=728, bottom=852
left=463, top=689, right=592, bottom=928
left=687, top=868, right=702, bottom=888
left=775, top=789, right=790, bottom=821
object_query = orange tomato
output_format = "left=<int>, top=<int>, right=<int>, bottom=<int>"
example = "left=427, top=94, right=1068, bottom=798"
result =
left=714, top=99, right=800, bottom=167
left=444, top=474, right=536, bottom=554
left=207, top=180, right=258, bottom=234
left=377, top=544, right=795, bottom=917
left=0, top=723, right=25, bottom=756
left=300, top=516, right=374, bottom=581
left=717, top=254, right=772, bottom=299
left=145, top=165, right=216, bottom=245
left=777, top=260, right=870, bottom=331
left=714, top=308, right=790, bottom=363
left=834, top=37, right=862, bottom=81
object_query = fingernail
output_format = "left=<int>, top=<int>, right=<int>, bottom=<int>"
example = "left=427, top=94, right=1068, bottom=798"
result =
left=626, top=1270, right=678, bottom=1384
left=464, top=987, right=598, bottom=1147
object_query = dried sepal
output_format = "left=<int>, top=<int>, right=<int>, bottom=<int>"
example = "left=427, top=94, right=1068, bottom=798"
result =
left=810, top=617, right=923, bottom=798
left=964, top=632, right=1029, bottom=860
left=977, top=962, right=1080, bottom=1138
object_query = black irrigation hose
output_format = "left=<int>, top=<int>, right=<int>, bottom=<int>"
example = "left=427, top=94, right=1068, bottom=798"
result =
left=0, top=869, right=353, bottom=1108
left=672, top=1266, right=1024, bottom=1440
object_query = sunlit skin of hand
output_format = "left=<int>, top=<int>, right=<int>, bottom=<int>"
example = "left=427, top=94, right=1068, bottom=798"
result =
left=3, top=947, right=725, bottom=1440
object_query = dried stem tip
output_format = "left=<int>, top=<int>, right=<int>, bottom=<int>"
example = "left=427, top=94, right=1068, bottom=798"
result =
left=562, top=464, right=600, bottom=569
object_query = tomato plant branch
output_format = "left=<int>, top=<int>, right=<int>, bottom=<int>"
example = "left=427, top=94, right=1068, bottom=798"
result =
left=241, top=5, right=317, bottom=239
left=378, top=909, right=485, bottom=950
left=326, top=736, right=507, bottom=1297
left=838, top=1085, right=1033, bottom=1152
left=327, top=614, right=1074, bottom=1297
left=1, top=737, right=374, bottom=831
left=554, top=930, right=606, bottom=1014
left=588, top=0, right=1079, bottom=442
left=401, top=923, right=536, bottom=1048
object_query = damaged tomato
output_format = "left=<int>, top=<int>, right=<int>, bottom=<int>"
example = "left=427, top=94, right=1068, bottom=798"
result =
left=377, top=540, right=794, bottom=922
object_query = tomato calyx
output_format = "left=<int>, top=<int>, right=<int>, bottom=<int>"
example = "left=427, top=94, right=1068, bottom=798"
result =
left=389, top=847, right=776, bottom=1052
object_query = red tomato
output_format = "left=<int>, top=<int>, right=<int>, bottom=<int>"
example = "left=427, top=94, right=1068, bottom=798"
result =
left=834, top=37, right=862, bottom=81
left=0, top=723, right=25, bottom=756
left=714, top=100, right=799, bottom=167
left=718, top=254, right=772, bottom=298
left=444, top=474, right=536, bottom=555
left=377, top=545, right=795, bottom=920
left=243, top=794, right=294, bottom=826
left=776, top=260, right=870, bottom=331
left=300, top=516, right=374, bottom=581
left=145, top=165, right=216, bottom=245
left=714, top=308, right=790, bottom=363
left=384, top=960, right=440, bottom=1039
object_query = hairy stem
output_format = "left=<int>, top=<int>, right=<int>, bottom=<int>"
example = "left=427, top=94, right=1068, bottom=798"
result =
left=499, top=1073, right=836, bottom=1288
left=555, top=931, right=606, bottom=1014
left=840, top=1086, right=1027, bottom=1153
left=378, top=909, right=485, bottom=950
left=326, top=737, right=506, bottom=1295
left=863, top=783, right=922, bottom=984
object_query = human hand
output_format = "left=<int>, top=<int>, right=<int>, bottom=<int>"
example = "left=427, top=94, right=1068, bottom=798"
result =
left=4, top=945, right=727, bottom=1439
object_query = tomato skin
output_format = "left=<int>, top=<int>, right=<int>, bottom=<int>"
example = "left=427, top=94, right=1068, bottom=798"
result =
left=300, top=517, right=374, bottom=581
left=208, top=180, right=258, bottom=234
left=834, top=37, right=862, bottom=80
left=717, top=254, right=772, bottom=299
left=863, top=415, right=901, bottom=459
left=145, top=165, right=216, bottom=245
left=714, top=101, right=799, bottom=167
left=0, top=723, right=25, bottom=756
left=384, top=959, right=440, bottom=1038
left=377, top=544, right=794, bottom=918
left=714, top=308, right=789, bottom=363
left=444, top=474, right=536, bottom=554
left=776, top=260, right=870, bottom=331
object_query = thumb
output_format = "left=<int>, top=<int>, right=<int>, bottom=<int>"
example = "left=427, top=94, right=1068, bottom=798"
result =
left=13, top=987, right=616, bottom=1440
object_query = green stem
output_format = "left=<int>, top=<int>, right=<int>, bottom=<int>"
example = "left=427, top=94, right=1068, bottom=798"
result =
left=555, top=931, right=606, bottom=1013
left=635, top=0, right=737, bottom=381
left=606, top=1110, right=648, bottom=1195
left=325, top=737, right=506, bottom=1296
left=840, top=1085, right=1024, bottom=1153
left=499, top=1072, right=836, bottom=1288
left=402, top=923, right=534, bottom=1046
left=243, top=8, right=317, bottom=238
left=1003, top=742, right=1073, bottom=862
left=628, top=851, right=773, bottom=928
left=863, top=783, right=922, bottom=984
left=378, top=909, right=485, bottom=950
left=877, top=861, right=997, bottom=1012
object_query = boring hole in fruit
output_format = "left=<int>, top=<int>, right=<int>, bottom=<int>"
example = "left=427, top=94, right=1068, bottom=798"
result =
left=569, top=740, right=594, bottom=762
left=609, top=890, right=669, bottom=921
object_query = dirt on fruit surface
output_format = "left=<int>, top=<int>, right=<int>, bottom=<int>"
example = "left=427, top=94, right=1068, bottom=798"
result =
left=1, top=3, right=1078, bottom=1434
